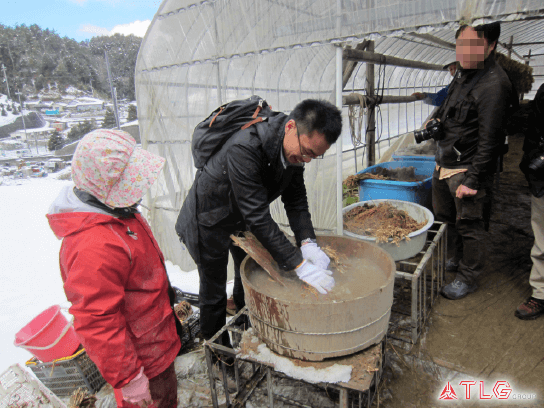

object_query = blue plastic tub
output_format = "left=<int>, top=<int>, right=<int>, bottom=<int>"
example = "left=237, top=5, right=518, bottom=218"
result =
left=357, top=160, right=435, bottom=210
left=391, top=154, right=435, bottom=162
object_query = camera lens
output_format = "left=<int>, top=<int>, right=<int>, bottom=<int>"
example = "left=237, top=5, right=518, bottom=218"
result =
left=528, top=155, right=544, bottom=172
left=414, top=129, right=429, bottom=144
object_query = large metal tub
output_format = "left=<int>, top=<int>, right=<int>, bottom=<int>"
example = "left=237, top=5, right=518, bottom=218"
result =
left=241, top=235, right=395, bottom=361
left=343, top=199, right=434, bottom=261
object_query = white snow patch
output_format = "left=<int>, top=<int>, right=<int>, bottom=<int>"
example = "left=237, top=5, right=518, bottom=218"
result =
left=239, top=330, right=352, bottom=385
left=166, top=261, right=234, bottom=300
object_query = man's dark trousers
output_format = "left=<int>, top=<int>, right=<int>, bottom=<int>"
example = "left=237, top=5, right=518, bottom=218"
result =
left=432, top=169, right=494, bottom=284
left=197, top=218, right=247, bottom=347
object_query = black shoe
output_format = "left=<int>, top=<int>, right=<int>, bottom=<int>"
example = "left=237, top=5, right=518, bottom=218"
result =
left=441, top=279, right=478, bottom=300
left=515, top=297, right=544, bottom=320
left=445, top=257, right=460, bottom=272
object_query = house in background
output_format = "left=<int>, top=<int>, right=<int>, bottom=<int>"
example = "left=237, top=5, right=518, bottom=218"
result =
left=11, top=126, right=54, bottom=142
left=76, top=98, right=104, bottom=112
left=52, top=121, right=68, bottom=132
left=52, top=102, right=68, bottom=112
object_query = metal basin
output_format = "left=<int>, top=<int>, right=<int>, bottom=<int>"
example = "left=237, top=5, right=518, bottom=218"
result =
left=343, top=199, right=434, bottom=261
left=241, top=235, right=395, bottom=361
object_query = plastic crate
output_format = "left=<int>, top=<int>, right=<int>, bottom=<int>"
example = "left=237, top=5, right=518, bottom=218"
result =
left=26, top=348, right=106, bottom=397
left=357, top=160, right=435, bottom=210
left=179, top=310, right=201, bottom=353
left=0, top=364, right=66, bottom=408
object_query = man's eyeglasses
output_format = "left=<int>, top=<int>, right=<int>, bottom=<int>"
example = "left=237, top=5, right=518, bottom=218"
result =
left=297, top=128, right=324, bottom=160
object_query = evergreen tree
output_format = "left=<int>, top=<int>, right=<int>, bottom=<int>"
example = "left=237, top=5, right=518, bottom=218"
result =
left=48, top=130, right=65, bottom=151
left=127, top=104, right=137, bottom=122
left=67, top=120, right=93, bottom=142
left=79, top=120, right=92, bottom=136
left=102, top=107, right=116, bottom=129
left=1, top=106, right=6, bottom=116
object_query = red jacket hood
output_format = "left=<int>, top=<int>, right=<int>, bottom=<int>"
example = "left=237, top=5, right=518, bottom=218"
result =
left=48, top=211, right=123, bottom=239
left=47, top=185, right=122, bottom=239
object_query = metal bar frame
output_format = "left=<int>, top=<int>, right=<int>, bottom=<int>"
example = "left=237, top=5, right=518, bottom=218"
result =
left=205, top=308, right=385, bottom=408
left=389, top=221, right=447, bottom=344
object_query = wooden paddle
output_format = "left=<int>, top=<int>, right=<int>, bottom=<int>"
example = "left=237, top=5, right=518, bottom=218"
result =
left=230, top=231, right=286, bottom=286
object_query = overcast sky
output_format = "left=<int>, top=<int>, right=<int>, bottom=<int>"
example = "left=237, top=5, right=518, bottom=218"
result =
left=2, top=0, right=162, bottom=41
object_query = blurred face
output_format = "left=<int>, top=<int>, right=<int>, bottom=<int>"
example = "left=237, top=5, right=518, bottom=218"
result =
left=448, top=64, right=457, bottom=77
left=283, top=119, right=330, bottom=164
left=456, top=27, right=496, bottom=69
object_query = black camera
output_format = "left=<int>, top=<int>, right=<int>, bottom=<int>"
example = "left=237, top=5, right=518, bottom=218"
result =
left=529, top=154, right=544, bottom=172
left=414, top=118, right=443, bottom=144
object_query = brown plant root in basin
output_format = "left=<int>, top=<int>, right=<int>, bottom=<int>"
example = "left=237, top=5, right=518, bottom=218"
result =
left=344, top=202, right=426, bottom=245
left=321, top=245, right=346, bottom=274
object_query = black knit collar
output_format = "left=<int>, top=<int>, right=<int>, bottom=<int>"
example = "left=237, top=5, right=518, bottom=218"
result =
left=73, top=188, right=139, bottom=218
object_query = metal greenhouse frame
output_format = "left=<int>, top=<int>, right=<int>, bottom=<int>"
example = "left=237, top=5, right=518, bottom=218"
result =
left=135, top=0, right=544, bottom=271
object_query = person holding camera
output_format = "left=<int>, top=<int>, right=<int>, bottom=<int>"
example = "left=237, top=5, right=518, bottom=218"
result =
left=424, top=22, right=514, bottom=300
left=506, top=84, right=544, bottom=320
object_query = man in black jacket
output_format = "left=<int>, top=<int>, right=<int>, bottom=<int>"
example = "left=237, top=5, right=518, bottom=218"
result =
left=432, top=22, right=514, bottom=300
left=507, top=84, right=544, bottom=319
left=176, top=99, right=342, bottom=344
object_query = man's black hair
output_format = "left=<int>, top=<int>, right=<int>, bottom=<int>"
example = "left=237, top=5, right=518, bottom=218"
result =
left=291, top=99, right=342, bottom=145
left=455, top=22, right=500, bottom=54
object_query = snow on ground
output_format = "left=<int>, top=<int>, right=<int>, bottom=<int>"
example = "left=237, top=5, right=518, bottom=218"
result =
left=239, top=329, right=352, bottom=384
left=0, top=176, right=207, bottom=374
left=0, top=94, right=23, bottom=127
left=0, top=177, right=72, bottom=371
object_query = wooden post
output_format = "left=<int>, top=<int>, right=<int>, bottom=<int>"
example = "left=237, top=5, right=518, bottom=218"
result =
left=343, top=48, right=444, bottom=71
left=343, top=94, right=418, bottom=105
left=507, top=36, right=513, bottom=59
left=365, top=41, right=375, bottom=167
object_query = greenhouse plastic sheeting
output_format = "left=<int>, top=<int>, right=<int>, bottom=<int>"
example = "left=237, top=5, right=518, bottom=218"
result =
left=136, top=0, right=544, bottom=270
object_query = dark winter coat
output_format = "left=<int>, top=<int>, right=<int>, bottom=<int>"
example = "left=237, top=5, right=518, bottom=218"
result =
left=506, top=83, right=544, bottom=197
left=47, top=186, right=181, bottom=389
left=176, top=112, right=316, bottom=271
left=435, top=54, right=514, bottom=190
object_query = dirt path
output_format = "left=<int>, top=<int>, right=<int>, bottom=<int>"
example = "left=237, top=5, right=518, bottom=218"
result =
left=379, top=134, right=544, bottom=407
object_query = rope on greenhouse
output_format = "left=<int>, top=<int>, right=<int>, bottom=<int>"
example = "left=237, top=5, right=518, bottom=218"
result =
left=348, top=93, right=367, bottom=147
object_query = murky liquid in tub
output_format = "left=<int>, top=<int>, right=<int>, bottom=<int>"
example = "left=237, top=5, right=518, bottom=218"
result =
left=245, top=255, right=389, bottom=303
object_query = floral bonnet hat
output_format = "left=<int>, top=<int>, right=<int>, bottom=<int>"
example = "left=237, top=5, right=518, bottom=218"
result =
left=72, top=129, right=165, bottom=208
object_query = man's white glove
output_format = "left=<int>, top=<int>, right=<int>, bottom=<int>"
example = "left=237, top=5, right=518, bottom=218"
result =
left=295, top=260, right=335, bottom=295
left=301, top=242, right=331, bottom=270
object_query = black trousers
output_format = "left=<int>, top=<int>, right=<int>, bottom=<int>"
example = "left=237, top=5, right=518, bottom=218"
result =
left=432, top=169, right=494, bottom=285
left=197, top=220, right=246, bottom=346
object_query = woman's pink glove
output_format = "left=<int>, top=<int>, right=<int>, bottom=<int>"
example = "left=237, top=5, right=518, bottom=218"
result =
left=121, top=367, right=153, bottom=407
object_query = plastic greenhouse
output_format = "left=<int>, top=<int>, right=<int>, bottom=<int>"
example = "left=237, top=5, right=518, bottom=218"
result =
left=135, top=0, right=544, bottom=271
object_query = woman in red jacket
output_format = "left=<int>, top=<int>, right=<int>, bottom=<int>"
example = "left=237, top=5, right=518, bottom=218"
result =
left=47, top=129, right=180, bottom=408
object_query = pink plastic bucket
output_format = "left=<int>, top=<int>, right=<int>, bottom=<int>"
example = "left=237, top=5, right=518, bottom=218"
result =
left=14, top=305, right=80, bottom=362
